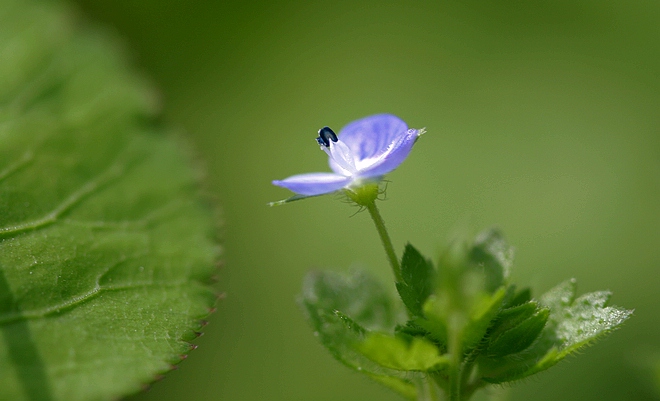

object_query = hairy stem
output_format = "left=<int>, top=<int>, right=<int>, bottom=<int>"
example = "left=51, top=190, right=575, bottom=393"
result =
left=365, top=201, right=402, bottom=283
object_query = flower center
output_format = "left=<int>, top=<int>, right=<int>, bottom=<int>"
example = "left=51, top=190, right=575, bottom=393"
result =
left=316, top=126, right=358, bottom=175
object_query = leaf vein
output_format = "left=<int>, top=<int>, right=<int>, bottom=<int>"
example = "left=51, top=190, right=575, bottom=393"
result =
left=0, top=281, right=192, bottom=325
left=0, top=161, right=125, bottom=238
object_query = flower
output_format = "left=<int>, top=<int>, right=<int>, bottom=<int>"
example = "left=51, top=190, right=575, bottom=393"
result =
left=271, top=114, right=423, bottom=204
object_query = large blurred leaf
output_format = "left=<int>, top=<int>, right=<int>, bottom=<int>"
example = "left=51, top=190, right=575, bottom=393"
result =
left=0, top=1, right=219, bottom=400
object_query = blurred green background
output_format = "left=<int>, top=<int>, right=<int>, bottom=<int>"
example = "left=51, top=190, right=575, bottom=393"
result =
left=71, top=1, right=659, bottom=400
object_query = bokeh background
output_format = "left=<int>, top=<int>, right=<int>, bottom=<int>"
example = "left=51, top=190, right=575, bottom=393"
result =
left=72, top=1, right=659, bottom=400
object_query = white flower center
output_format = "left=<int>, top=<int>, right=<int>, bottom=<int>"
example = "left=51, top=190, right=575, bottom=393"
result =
left=322, top=139, right=357, bottom=175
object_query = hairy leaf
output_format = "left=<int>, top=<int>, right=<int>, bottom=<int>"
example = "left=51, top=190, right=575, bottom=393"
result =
left=396, top=243, right=435, bottom=317
left=0, top=1, right=219, bottom=400
left=486, top=304, right=549, bottom=357
left=357, top=332, right=449, bottom=371
left=416, top=295, right=449, bottom=346
left=462, top=287, right=507, bottom=351
left=468, top=229, right=513, bottom=293
left=502, top=285, right=532, bottom=308
left=479, top=279, right=632, bottom=383
left=300, top=270, right=421, bottom=400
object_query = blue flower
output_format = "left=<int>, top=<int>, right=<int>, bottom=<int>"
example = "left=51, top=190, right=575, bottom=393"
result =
left=272, top=114, right=423, bottom=203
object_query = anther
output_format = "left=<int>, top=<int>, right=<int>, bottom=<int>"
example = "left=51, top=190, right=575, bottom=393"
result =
left=316, top=126, right=338, bottom=147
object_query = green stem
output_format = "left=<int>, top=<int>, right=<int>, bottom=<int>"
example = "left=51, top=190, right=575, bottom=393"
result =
left=448, top=358, right=461, bottom=400
left=365, top=201, right=402, bottom=283
left=415, top=375, right=443, bottom=401
left=447, top=317, right=463, bottom=401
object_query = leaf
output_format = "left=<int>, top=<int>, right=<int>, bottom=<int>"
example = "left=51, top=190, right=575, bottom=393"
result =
left=396, top=243, right=435, bottom=317
left=502, top=285, right=532, bottom=308
left=540, top=284, right=632, bottom=360
left=0, top=1, right=219, bottom=401
left=301, top=270, right=396, bottom=333
left=461, top=287, right=507, bottom=351
left=489, top=301, right=539, bottom=337
left=300, top=270, right=396, bottom=363
left=485, top=303, right=549, bottom=357
left=415, top=295, right=449, bottom=346
left=468, top=229, right=513, bottom=293
left=479, top=279, right=633, bottom=383
left=300, top=270, right=421, bottom=400
left=357, top=332, right=449, bottom=371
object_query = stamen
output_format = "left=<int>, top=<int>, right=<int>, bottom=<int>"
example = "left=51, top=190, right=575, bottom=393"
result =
left=316, top=126, right=338, bottom=147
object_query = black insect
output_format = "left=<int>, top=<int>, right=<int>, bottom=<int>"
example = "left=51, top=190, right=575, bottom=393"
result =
left=316, top=126, right=338, bottom=147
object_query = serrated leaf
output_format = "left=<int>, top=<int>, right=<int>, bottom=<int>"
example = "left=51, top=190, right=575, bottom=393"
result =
left=488, top=301, right=539, bottom=339
left=357, top=332, right=449, bottom=371
left=396, top=243, right=434, bottom=317
left=0, top=1, right=219, bottom=401
left=416, top=295, right=449, bottom=345
left=462, top=287, right=507, bottom=351
left=486, top=306, right=549, bottom=357
left=545, top=289, right=630, bottom=356
left=300, top=270, right=422, bottom=399
left=468, top=229, right=513, bottom=293
left=301, top=270, right=396, bottom=332
left=479, top=279, right=632, bottom=383
left=502, top=286, right=532, bottom=308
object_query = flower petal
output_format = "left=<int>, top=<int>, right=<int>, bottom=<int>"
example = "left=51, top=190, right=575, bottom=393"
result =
left=336, top=114, right=409, bottom=161
left=272, top=173, right=350, bottom=196
left=357, top=128, right=421, bottom=178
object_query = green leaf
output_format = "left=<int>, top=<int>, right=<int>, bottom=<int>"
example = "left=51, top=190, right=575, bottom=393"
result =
left=357, top=332, right=449, bottom=371
left=502, top=285, right=532, bottom=308
left=300, top=270, right=421, bottom=400
left=396, top=243, right=435, bottom=317
left=486, top=303, right=549, bottom=357
left=301, top=270, right=396, bottom=333
left=479, top=279, right=633, bottom=383
left=0, top=1, right=219, bottom=401
left=468, top=229, right=513, bottom=293
left=489, top=301, right=539, bottom=337
left=416, top=295, right=449, bottom=346
left=540, top=284, right=632, bottom=359
left=461, top=287, right=507, bottom=351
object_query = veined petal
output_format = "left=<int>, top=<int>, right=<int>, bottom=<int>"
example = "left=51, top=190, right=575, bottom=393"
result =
left=325, top=140, right=357, bottom=176
left=272, top=173, right=350, bottom=196
left=336, top=114, right=409, bottom=161
left=357, top=128, right=421, bottom=178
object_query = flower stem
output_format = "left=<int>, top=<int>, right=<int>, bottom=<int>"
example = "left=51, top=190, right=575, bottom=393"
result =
left=365, top=201, right=402, bottom=283
left=447, top=316, right=464, bottom=401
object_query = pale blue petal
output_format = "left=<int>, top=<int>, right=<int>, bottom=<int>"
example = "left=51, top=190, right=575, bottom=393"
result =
left=336, top=114, right=409, bottom=161
left=357, top=128, right=420, bottom=178
left=272, top=173, right=350, bottom=196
